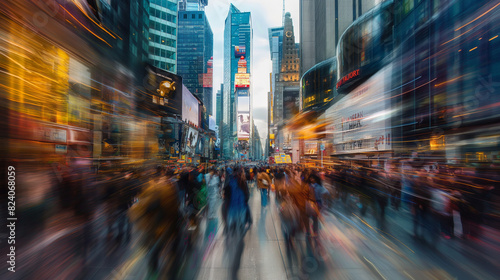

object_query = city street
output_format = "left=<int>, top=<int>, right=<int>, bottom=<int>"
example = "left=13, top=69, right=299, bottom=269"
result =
left=1, top=1, right=500, bottom=279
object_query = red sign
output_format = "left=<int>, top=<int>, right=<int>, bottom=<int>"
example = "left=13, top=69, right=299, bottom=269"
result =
left=336, top=69, right=360, bottom=89
left=269, top=156, right=275, bottom=164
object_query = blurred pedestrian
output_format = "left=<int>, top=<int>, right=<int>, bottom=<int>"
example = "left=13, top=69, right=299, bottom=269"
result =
left=257, top=168, right=271, bottom=207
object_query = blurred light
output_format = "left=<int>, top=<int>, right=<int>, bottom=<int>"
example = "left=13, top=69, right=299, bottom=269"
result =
left=490, top=35, right=498, bottom=41
left=455, top=2, right=500, bottom=31
left=434, top=75, right=467, bottom=87
left=469, top=46, right=478, bottom=52
left=59, top=5, right=112, bottom=47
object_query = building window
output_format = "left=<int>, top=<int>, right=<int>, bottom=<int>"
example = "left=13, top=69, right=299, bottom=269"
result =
left=183, top=14, right=187, bottom=19
left=192, top=14, right=195, bottom=19
left=199, top=14, right=202, bottom=19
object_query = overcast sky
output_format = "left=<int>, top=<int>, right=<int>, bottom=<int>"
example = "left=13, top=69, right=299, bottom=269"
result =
left=205, top=0, right=300, bottom=151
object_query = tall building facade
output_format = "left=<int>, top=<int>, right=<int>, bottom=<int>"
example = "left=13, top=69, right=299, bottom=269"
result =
left=269, top=13, right=300, bottom=160
left=222, top=4, right=252, bottom=159
left=216, top=84, right=223, bottom=128
left=148, top=0, right=178, bottom=73
left=177, top=9, right=213, bottom=115
left=268, top=26, right=284, bottom=125
left=299, top=0, right=377, bottom=75
left=100, top=0, right=150, bottom=81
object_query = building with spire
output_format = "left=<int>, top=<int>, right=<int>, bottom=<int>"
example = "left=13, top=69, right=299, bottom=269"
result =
left=222, top=4, right=252, bottom=159
left=268, top=12, right=300, bottom=161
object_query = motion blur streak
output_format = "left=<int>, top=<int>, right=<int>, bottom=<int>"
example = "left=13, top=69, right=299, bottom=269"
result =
left=1, top=0, right=500, bottom=280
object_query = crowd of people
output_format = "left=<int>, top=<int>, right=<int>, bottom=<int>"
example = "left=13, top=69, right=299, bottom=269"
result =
left=27, top=159, right=497, bottom=278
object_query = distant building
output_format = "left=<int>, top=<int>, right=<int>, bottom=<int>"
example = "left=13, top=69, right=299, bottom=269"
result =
left=177, top=9, right=213, bottom=115
left=216, top=84, right=223, bottom=128
left=148, top=0, right=178, bottom=73
left=222, top=4, right=252, bottom=159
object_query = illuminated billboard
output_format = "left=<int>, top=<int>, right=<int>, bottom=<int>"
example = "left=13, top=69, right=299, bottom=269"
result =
left=182, top=85, right=199, bottom=126
left=237, top=113, right=250, bottom=140
left=183, top=126, right=199, bottom=155
left=235, top=73, right=250, bottom=88
left=328, top=65, right=392, bottom=154
left=234, top=46, right=246, bottom=57
left=142, top=65, right=182, bottom=116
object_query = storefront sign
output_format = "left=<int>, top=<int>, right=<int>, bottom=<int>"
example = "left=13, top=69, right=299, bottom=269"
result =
left=336, top=69, right=360, bottom=89
left=328, top=65, right=392, bottom=154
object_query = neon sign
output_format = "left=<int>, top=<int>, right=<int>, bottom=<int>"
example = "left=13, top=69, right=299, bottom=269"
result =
left=336, top=69, right=360, bottom=89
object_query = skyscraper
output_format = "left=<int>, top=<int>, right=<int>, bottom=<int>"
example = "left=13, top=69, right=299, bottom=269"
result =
left=100, top=0, right=150, bottom=82
left=268, top=26, right=284, bottom=126
left=270, top=12, right=300, bottom=158
left=216, top=84, right=223, bottom=129
left=299, top=0, right=377, bottom=75
left=148, top=0, right=178, bottom=73
left=177, top=8, right=213, bottom=115
left=222, top=4, right=252, bottom=159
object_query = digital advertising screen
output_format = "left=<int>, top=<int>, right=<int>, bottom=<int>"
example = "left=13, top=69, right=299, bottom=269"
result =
left=182, top=85, right=199, bottom=126
left=237, top=113, right=250, bottom=140
left=184, top=126, right=199, bottom=155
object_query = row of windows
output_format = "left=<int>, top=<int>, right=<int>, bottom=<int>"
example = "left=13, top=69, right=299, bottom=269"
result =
left=153, top=60, right=176, bottom=72
left=149, top=8, right=177, bottom=23
left=149, top=20, right=176, bottom=36
left=149, top=46, right=176, bottom=59
left=150, top=0, right=177, bottom=12
left=182, top=13, right=204, bottom=20
left=149, top=33, right=176, bottom=47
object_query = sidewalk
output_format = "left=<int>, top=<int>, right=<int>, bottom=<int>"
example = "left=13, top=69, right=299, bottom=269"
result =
left=328, top=200, right=500, bottom=279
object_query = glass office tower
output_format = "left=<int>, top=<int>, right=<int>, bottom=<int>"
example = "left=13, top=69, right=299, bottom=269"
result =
left=148, top=0, right=178, bottom=73
left=222, top=4, right=252, bottom=159
left=177, top=10, right=213, bottom=115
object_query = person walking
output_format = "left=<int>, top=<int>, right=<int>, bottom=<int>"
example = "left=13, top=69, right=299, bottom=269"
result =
left=223, top=167, right=251, bottom=233
left=257, top=168, right=271, bottom=207
left=205, top=167, right=221, bottom=219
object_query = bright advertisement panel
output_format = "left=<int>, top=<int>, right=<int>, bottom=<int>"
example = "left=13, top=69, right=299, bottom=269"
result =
left=182, top=85, right=199, bottom=126
left=274, top=155, right=282, bottom=163
left=327, top=64, right=392, bottom=154
left=237, top=113, right=250, bottom=140
left=209, top=115, right=216, bottom=131
left=304, top=141, right=317, bottom=155
left=235, top=73, right=250, bottom=88
left=234, top=46, right=246, bottom=57
left=184, top=126, right=199, bottom=155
